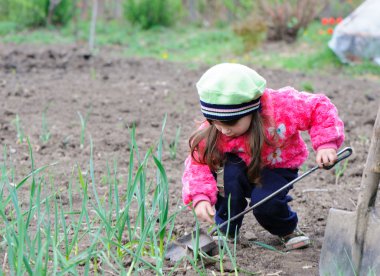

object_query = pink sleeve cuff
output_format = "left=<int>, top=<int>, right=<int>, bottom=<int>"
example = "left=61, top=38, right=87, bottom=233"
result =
left=192, top=194, right=211, bottom=208
left=316, top=142, right=338, bottom=151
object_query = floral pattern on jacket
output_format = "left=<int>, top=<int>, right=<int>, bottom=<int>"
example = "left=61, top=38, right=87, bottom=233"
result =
left=182, top=87, right=345, bottom=207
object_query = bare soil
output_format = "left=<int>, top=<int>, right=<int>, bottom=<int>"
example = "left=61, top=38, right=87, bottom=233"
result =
left=0, top=44, right=379, bottom=275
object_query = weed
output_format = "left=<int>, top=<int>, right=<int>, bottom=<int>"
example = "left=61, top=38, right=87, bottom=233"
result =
left=40, top=106, right=51, bottom=143
left=301, top=81, right=315, bottom=92
left=0, top=21, right=20, bottom=36
left=0, top=0, right=73, bottom=27
left=358, top=135, right=369, bottom=144
left=90, top=67, right=97, bottom=79
left=300, top=163, right=308, bottom=174
left=12, top=114, right=24, bottom=144
left=77, top=110, right=91, bottom=149
left=168, top=126, right=181, bottom=160
left=335, top=159, right=348, bottom=185
left=124, top=0, right=183, bottom=29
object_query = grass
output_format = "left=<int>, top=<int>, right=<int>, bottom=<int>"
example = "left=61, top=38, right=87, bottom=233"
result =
left=245, top=21, right=380, bottom=77
left=0, top=20, right=244, bottom=66
left=1, top=19, right=379, bottom=77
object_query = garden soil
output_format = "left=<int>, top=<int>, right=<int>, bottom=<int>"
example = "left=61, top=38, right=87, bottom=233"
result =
left=1, top=44, right=379, bottom=275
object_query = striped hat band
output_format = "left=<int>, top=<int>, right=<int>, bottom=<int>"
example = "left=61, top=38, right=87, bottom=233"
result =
left=200, top=97, right=261, bottom=121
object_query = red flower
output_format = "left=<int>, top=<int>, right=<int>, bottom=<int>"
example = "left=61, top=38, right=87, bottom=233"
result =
left=336, top=17, right=343, bottom=24
left=329, top=17, right=335, bottom=25
left=321, top=18, right=329, bottom=25
left=327, top=28, right=334, bottom=35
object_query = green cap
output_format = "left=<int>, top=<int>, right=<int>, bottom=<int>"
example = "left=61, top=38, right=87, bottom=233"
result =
left=196, top=63, right=266, bottom=120
left=196, top=63, right=266, bottom=105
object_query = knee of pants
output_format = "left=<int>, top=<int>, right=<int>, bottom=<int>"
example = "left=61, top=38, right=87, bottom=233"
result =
left=252, top=195, right=293, bottom=217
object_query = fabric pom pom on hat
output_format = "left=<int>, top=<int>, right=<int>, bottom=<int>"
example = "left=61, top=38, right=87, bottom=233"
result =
left=196, top=63, right=266, bottom=121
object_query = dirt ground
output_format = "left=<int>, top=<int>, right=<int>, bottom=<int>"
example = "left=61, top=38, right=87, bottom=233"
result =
left=0, top=44, right=379, bottom=275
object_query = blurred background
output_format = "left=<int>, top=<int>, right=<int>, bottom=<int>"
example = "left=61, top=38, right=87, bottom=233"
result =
left=0, top=0, right=379, bottom=77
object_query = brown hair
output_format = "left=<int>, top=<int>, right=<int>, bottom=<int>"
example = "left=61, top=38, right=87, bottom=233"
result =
left=189, top=112, right=272, bottom=185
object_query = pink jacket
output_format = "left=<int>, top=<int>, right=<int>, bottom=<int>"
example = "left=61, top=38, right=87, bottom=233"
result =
left=182, top=87, right=345, bottom=207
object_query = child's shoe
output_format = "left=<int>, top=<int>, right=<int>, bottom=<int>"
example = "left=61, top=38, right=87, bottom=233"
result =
left=278, top=227, right=310, bottom=251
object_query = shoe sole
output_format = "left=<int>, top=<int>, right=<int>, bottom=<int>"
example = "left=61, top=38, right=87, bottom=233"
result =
left=285, top=237, right=311, bottom=251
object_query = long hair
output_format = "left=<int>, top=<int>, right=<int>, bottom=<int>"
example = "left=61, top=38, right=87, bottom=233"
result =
left=189, top=112, right=271, bottom=185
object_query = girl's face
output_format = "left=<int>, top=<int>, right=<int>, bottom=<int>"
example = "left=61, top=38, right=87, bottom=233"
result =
left=211, top=114, right=252, bottom=137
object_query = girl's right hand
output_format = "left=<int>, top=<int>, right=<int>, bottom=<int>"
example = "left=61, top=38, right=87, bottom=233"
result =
left=194, top=201, right=215, bottom=224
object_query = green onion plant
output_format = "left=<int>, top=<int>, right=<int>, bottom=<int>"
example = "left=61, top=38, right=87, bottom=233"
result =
left=40, top=106, right=51, bottom=143
left=168, top=126, right=181, bottom=160
left=335, top=159, right=349, bottom=185
left=77, top=110, right=90, bottom=149
left=12, top=114, right=24, bottom=144
left=0, top=114, right=256, bottom=274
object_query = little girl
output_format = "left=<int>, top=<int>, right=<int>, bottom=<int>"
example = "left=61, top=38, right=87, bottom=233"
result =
left=182, top=63, right=344, bottom=250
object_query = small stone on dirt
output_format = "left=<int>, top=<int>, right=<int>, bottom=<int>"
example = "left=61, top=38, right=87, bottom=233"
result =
left=244, top=231, right=258, bottom=241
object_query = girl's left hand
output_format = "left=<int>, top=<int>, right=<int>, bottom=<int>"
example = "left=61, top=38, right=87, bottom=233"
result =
left=316, top=148, right=337, bottom=168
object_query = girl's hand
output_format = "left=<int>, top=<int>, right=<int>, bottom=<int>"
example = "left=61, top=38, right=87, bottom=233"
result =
left=194, top=201, right=215, bottom=224
left=316, top=148, right=337, bottom=168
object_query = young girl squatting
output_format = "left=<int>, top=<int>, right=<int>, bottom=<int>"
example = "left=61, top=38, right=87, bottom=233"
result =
left=182, top=63, right=345, bottom=250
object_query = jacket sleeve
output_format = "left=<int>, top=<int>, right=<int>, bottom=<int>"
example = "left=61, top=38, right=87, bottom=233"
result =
left=182, top=153, right=219, bottom=207
left=276, top=87, right=345, bottom=151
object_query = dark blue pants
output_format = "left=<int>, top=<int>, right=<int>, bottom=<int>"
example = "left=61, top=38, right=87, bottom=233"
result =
left=215, top=153, right=298, bottom=237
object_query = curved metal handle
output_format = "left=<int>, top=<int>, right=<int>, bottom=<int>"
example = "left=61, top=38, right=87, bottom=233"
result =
left=323, top=147, right=353, bottom=170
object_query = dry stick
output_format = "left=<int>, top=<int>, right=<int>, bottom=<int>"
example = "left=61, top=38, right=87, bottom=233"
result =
left=352, top=105, right=380, bottom=274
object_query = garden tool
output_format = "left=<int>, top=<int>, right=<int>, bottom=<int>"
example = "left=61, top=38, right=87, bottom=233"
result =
left=319, top=107, right=380, bottom=276
left=165, top=147, right=353, bottom=262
